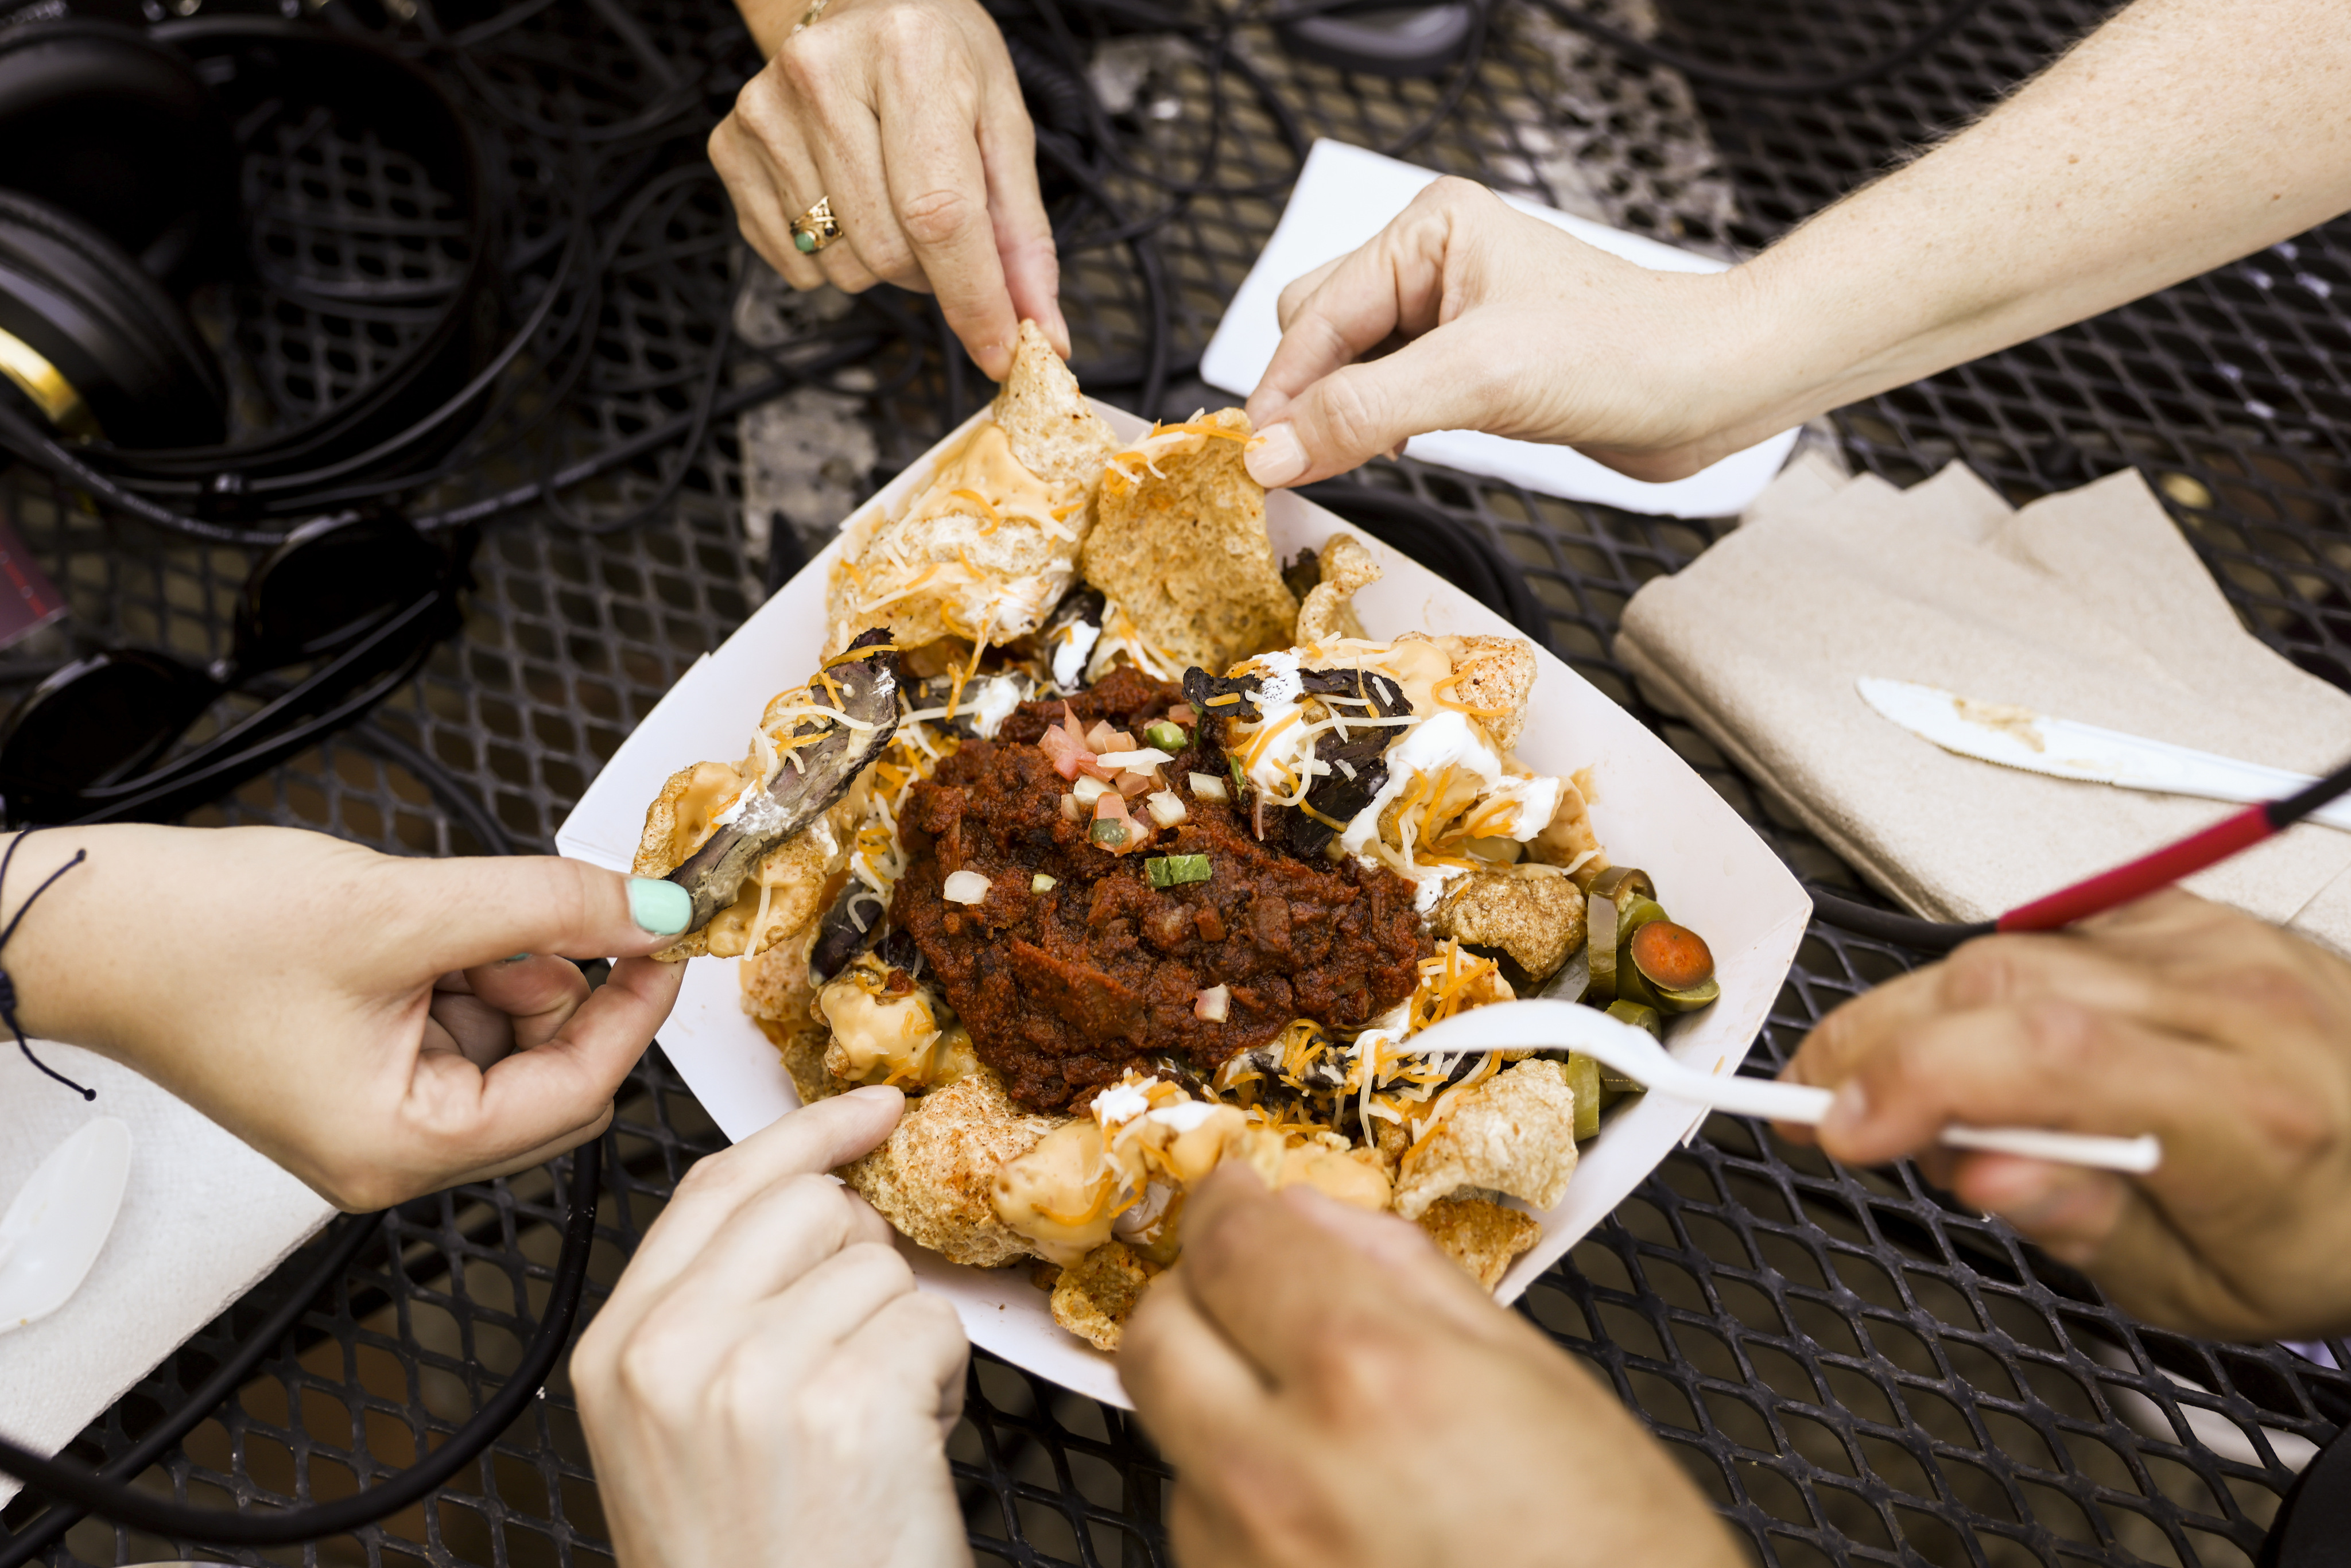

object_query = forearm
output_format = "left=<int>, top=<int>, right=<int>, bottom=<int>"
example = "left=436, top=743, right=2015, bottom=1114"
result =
left=0, top=825, right=371, bottom=1063
left=1708, top=0, right=2351, bottom=449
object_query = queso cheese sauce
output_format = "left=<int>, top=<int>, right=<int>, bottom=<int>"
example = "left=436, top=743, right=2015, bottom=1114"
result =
left=893, top=667, right=1429, bottom=1111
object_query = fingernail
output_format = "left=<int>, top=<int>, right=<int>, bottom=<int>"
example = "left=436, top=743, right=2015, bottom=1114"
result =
left=1821, top=1081, right=1869, bottom=1140
left=500, top=952, right=532, bottom=965
left=847, top=1084, right=903, bottom=1105
left=627, top=877, right=692, bottom=936
left=977, top=341, right=1012, bottom=382
left=1246, top=424, right=1306, bottom=487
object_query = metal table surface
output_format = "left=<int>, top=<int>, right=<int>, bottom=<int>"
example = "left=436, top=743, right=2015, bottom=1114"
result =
left=5, top=0, right=2350, bottom=1564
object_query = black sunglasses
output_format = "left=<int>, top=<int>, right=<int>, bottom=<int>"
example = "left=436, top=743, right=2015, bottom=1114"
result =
left=0, top=510, right=470, bottom=826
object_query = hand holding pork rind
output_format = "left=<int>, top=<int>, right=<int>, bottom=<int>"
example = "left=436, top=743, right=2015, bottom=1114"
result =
left=638, top=345, right=1723, bottom=1350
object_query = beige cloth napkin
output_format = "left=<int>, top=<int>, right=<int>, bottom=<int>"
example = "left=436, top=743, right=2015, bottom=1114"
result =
left=1615, top=455, right=2351, bottom=952
left=0, top=1042, right=332, bottom=1508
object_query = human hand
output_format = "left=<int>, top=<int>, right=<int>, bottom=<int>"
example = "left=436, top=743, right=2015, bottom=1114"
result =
left=1241, top=177, right=1764, bottom=490
left=5, top=824, right=688, bottom=1210
left=711, top=0, right=1065, bottom=381
left=573, top=1088, right=973, bottom=1568
left=1786, top=890, right=2351, bottom=1342
left=1120, top=1166, right=1745, bottom=1568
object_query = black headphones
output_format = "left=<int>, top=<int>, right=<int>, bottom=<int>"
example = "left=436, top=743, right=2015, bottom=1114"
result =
left=0, top=6, right=499, bottom=526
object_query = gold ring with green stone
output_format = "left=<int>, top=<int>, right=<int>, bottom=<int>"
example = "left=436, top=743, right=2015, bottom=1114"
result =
left=790, top=195, right=840, bottom=255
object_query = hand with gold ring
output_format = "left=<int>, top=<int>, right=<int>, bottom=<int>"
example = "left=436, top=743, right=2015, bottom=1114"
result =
left=710, top=0, right=1066, bottom=382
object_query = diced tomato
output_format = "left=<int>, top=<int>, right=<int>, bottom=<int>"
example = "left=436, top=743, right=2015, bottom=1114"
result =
left=1091, top=790, right=1153, bottom=854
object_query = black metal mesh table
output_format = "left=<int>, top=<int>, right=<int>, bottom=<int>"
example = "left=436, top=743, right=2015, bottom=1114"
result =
left=5, top=0, right=2350, bottom=1563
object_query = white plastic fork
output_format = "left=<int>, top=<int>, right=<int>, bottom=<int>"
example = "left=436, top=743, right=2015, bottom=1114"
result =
left=1406, top=1000, right=2162, bottom=1174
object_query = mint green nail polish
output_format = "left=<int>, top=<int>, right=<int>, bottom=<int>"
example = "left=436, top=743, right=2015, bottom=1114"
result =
left=501, top=952, right=532, bottom=964
left=628, top=878, right=692, bottom=935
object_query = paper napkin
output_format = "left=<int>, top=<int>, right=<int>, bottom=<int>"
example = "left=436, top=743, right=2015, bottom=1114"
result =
left=1614, top=455, right=2351, bottom=951
left=0, top=1043, right=332, bottom=1508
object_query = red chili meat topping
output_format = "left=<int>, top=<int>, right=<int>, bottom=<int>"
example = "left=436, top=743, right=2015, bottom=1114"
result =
left=894, top=667, right=1429, bottom=1111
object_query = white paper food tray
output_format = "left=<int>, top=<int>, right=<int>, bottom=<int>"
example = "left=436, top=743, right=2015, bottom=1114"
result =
left=558, top=400, right=1809, bottom=1408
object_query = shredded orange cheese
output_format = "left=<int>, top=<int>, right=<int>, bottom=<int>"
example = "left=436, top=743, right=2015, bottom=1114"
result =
left=1431, top=667, right=1514, bottom=719
left=951, top=487, right=1003, bottom=534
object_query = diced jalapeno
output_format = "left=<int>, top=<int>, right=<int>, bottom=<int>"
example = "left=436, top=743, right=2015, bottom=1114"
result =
left=1588, top=865, right=1658, bottom=905
left=1145, top=719, right=1188, bottom=750
left=1089, top=818, right=1131, bottom=848
left=1652, top=976, right=1721, bottom=1013
left=1588, top=893, right=1619, bottom=1005
left=1605, top=999, right=1662, bottom=1042
left=1616, top=895, right=1667, bottom=946
left=1565, top=1051, right=1602, bottom=1141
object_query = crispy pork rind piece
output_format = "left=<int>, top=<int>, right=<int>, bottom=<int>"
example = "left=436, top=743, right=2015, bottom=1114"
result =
left=1391, top=1059, right=1580, bottom=1221
left=1527, top=769, right=1610, bottom=886
left=744, top=926, right=852, bottom=1104
left=1394, top=632, right=1538, bottom=752
left=995, top=320, right=1118, bottom=492
left=837, top=1070, right=1065, bottom=1267
left=1416, top=1196, right=1543, bottom=1293
left=1082, top=407, right=1299, bottom=674
left=1432, top=863, right=1588, bottom=981
left=824, top=324, right=1110, bottom=657
left=1049, top=1239, right=1161, bottom=1351
left=1294, top=532, right=1381, bottom=645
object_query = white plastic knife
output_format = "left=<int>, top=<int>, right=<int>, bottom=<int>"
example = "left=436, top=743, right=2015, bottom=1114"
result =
left=1857, top=677, right=2351, bottom=835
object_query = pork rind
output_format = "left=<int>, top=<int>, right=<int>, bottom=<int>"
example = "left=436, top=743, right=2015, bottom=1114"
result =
left=837, top=1070, right=1065, bottom=1267
left=1049, top=1239, right=1160, bottom=1351
left=1431, top=863, right=1588, bottom=980
left=1392, top=632, right=1539, bottom=752
left=826, top=322, right=1111, bottom=657
left=1416, top=1196, right=1543, bottom=1292
left=995, top=321, right=1118, bottom=492
left=745, top=926, right=847, bottom=1104
left=1527, top=770, right=1609, bottom=883
left=1081, top=407, right=1298, bottom=674
left=1294, top=532, right=1380, bottom=645
left=1391, top=1059, right=1580, bottom=1220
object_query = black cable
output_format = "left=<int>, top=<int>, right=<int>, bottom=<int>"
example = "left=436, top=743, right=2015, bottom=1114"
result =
left=0, top=1140, right=602, bottom=1550
left=348, top=719, right=530, bottom=856
left=1298, top=478, right=1555, bottom=651
left=0, top=1213, right=386, bottom=1568
left=1528, top=0, right=1992, bottom=98
left=1807, top=888, right=1989, bottom=953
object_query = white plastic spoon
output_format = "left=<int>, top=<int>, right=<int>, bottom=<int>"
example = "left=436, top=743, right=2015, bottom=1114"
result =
left=1406, top=1000, right=2162, bottom=1174
left=0, top=1117, right=134, bottom=1334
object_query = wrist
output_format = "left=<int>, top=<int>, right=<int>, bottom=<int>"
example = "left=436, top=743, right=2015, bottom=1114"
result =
left=0, top=828, right=117, bottom=1054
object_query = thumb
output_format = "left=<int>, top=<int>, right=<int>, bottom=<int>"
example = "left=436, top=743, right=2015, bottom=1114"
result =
left=381, top=855, right=695, bottom=976
left=1243, top=332, right=1484, bottom=488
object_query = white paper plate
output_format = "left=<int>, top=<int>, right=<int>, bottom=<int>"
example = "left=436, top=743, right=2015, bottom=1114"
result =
left=557, top=401, right=1810, bottom=1408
